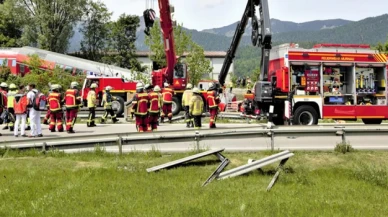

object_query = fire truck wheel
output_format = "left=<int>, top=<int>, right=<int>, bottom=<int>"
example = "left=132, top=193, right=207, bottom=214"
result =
left=172, top=96, right=181, bottom=116
left=362, top=119, right=382, bottom=125
left=293, top=105, right=318, bottom=125
left=112, top=96, right=125, bottom=116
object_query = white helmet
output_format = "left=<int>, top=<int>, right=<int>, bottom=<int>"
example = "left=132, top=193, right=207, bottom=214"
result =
left=186, top=83, right=193, bottom=89
left=70, top=81, right=79, bottom=88
left=136, top=83, right=144, bottom=90
left=192, top=87, right=200, bottom=94
left=51, top=84, right=59, bottom=90
left=144, top=84, right=151, bottom=89
left=90, top=83, right=98, bottom=88
left=105, top=86, right=113, bottom=91
left=9, top=83, right=16, bottom=89
left=0, top=82, right=8, bottom=88
left=164, top=82, right=169, bottom=87
left=154, top=85, right=161, bottom=92
left=208, top=82, right=215, bottom=89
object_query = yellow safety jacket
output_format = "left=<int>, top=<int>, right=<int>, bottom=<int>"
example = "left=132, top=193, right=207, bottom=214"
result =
left=102, top=93, right=116, bottom=109
left=190, top=95, right=204, bottom=116
left=87, top=90, right=97, bottom=108
left=7, top=90, right=18, bottom=108
left=182, top=89, right=193, bottom=106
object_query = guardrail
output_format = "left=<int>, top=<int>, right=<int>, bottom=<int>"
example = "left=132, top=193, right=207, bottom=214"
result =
left=2, top=127, right=388, bottom=152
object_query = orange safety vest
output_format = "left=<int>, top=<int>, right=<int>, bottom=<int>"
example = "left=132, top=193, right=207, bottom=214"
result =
left=148, top=92, right=160, bottom=114
left=206, top=90, right=219, bottom=109
left=132, top=92, right=149, bottom=116
left=48, top=92, right=62, bottom=112
left=65, top=89, right=80, bottom=108
left=162, top=88, right=173, bottom=104
left=13, top=95, right=28, bottom=114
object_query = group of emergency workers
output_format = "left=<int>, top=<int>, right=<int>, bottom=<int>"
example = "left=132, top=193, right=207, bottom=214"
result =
left=1, top=79, right=222, bottom=137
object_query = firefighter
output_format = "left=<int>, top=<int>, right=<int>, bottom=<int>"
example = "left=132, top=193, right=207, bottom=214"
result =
left=161, top=82, right=174, bottom=123
left=148, top=85, right=161, bottom=131
left=206, top=82, right=220, bottom=128
left=6, top=83, right=17, bottom=131
left=182, top=83, right=194, bottom=128
left=145, top=84, right=153, bottom=93
left=190, top=87, right=204, bottom=130
left=87, top=83, right=98, bottom=127
left=131, top=83, right=149, bottom=132
left=43, top=86, right=53, bottom=125
left=101, top=86, right=119, bottom=124
left=154, top=85, right=163, bottom=126
left=48, top=84, right=64, bottom=132
left=0, top=82, right=8, bottom=130
left=64, top=81, right=82, bottom=133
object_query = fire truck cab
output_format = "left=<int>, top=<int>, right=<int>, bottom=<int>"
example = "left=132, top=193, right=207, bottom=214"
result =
left=269, top=43, right=388, bottom=125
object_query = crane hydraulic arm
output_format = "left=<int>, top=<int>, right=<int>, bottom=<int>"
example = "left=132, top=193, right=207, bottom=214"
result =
left=218, top=0, right=272, bottom=86
left=144, top=0, right=180, bottom=86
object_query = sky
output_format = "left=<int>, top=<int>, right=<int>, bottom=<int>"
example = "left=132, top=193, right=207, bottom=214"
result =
left=102, top=0, right=388, bottom=31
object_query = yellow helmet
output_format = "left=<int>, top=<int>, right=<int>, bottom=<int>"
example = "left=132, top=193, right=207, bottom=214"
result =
left=70, top=81, right=79, bottom=88
left=9, top=83, right=16, bottom=89
left=186, top=83, right=193, bottom=89
left=153, top=85, right=161, bottom=92
left=192, top=87, right=200, bottom=94
left=90, top=83, right=98, bottom=88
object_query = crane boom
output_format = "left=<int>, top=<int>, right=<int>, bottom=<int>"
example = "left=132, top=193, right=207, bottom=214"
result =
left=217, top=0, right=272, bottom=86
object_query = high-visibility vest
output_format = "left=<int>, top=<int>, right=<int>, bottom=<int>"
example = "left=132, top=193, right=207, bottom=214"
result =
left=13, top=94, right=28, bottom=114
left=48, top=92, right=62, bottom=112
left=162, top=88, right=173, bottom=104
left=65, top=89, right=80, bottom=108
left=148, top=92, right=160, bottom=114
left=182, top=90, right=193, bottom=106
left=7, top=90, right=17, bottom=108
left=190, top=95, right=204, bottom=116
left=132, top=92, right=149, bottom=116
left=206, top=90, right=219, bottom=109
left=87, top=90, right=97, bottom=108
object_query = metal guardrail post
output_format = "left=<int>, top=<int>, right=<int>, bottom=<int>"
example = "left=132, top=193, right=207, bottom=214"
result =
left=267, top=130, right=274, bottom=151
left=341, top=129, right=346, bottom=143
left=118, top=136, right=123, bottom=155
left=195, top=131, right=200, bottom=151
left=42, top=142, right=47, bottom=153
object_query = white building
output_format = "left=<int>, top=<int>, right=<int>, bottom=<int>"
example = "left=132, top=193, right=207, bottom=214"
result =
left=136, top=51, right=234, bottom=84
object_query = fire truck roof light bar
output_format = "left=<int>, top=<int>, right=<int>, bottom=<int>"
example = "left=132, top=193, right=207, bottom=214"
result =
left=216, top=150, right=294, bottom=190
left=146, top=148, right=227, bottom=173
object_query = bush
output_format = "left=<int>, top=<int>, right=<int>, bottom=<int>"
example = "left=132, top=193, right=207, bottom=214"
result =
left=334, top=141, right=354, bottom=154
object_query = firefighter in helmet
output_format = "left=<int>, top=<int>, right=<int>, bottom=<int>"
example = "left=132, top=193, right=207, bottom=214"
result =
left=6, top=83, right=17, bottom=131
left=48, top=84, right=64, bottom=132
left=43, top=85, right=54, bottom=125
left=1, top=82, right=8, bottom=130
left=182, top=83, right=194, bottom=128
left=87, top=83, right=98, bottom=127
left=148, top=85, right=161, bottom=131
left=64, top=81, right=82, bottom=133
left=101, top=86, right=119, bottom=124
left=161, top=82, right=174, bottom=123
left=131, top=83, right=150, bottom=132
left=190, top=87, right=204, bottom=130
left=206, top=82, right=220, bottom=128
left=154, top=85, right=163, bottom=126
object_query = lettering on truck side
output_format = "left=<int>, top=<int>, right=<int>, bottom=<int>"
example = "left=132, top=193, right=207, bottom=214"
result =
left=321, top=57, right=354, bottom=61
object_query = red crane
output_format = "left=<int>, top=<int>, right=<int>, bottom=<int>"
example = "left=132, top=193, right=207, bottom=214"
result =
left=143, top=0, right=187, bottom=90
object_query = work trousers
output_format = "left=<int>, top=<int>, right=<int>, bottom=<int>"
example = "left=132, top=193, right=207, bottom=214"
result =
left=49, top=111, right=64, bottom=132
left=184, top=106, right=193, bottom=127
left=87, top=107, right=96, bottom=127
left=7, top=108, right=15, bottom=130
left=101, top=109, right=117, bottom=123
left=43, top=109, right=51, bottom=124
left=14, top=114, right=26, bottom=136
left=161, top=103, right=172, bottom=122
left=30, top=108, right=42, bottom=136
left=66, top=108, right=78, bottom=132
left=135, top=115, right=148, bottom=132
left=148, top=114, right=159, bottom=131
left=209, top=108, right=218, bottom=128
left=193, top=115, right=202, bottom=130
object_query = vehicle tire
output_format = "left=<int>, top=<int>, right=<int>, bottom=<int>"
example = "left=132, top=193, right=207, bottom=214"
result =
left=292, top=105, right=319, bottom=125
left=112, top=96, right=125, bottom=117
left=362, top=119, right=382, bottom=125
left=172, top=96, right=181, bottom=116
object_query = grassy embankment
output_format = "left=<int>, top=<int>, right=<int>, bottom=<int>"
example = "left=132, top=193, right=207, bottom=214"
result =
left=1, top=147, right=388, bottom=216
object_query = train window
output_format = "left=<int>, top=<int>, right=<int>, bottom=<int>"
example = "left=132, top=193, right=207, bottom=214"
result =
left=20, top=64, right=25, bottom=73
left=0, top=59, right=7, bottom=66
left=64, top=66, right=73, bottom=73
left=75, top=68, right=84, bottom=75
left=12, top=60, right=16, bottom=67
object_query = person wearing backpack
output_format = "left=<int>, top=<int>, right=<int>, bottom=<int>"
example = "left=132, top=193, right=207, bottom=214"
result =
left=26, top=83, right=43, bottom=137
left=13, top=92, right=28, bottom=137
left=64, top=81, right=82, bottom=133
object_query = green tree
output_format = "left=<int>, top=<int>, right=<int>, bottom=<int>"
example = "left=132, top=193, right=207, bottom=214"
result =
left=376, top=37, right=388, bottom=53
left=0, top=0, right=26, bottom=47
left=19, top=0, right=87, bottom=53
left=79, top=0, right=112, bottom=61
left=103, top=14, right=146, bottom=72
left=185, top=42, right=213, bottom=86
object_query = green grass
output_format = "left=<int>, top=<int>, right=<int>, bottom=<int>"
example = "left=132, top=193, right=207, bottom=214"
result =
left=1, top=148, right=388, bottom=216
